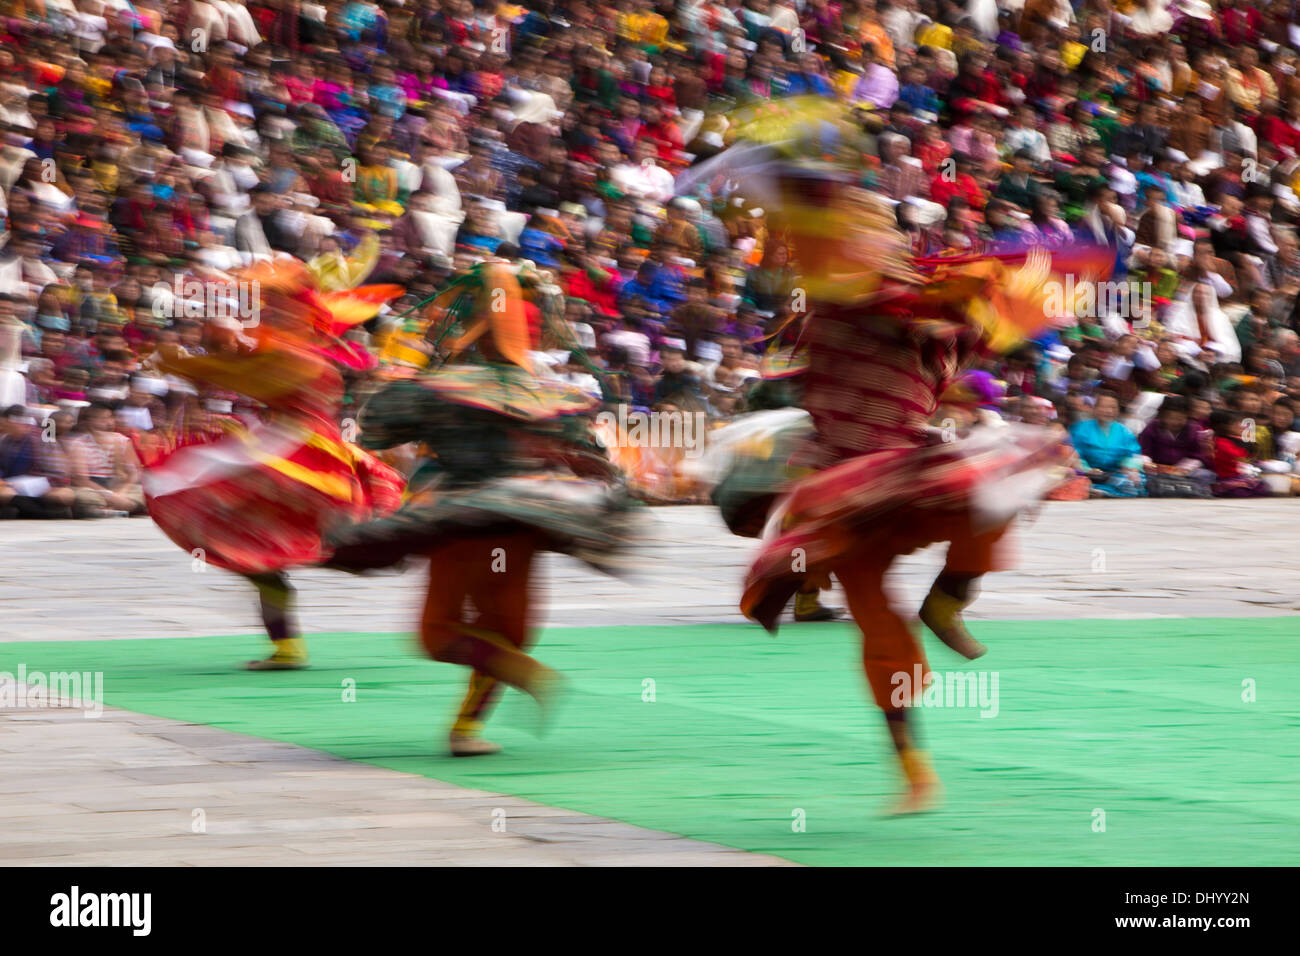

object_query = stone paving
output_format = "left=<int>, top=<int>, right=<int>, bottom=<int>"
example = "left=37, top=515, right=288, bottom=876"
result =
left=0, top=705, right=790, bottom=866
left=0, top=501, right=1296, bottom=865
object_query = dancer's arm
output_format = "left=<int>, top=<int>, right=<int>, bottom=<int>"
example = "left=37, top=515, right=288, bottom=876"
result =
left=155, top=343, right=323, bottom=402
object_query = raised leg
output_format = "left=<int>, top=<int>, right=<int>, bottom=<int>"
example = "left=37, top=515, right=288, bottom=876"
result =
left=835, top=554, right=940, bottom=814
left=919, top=521, right=1010, bottom=661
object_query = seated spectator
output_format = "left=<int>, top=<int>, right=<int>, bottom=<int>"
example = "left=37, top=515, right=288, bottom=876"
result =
left=849, top=43, right=899, bottom=112
left=602, top=313, right=651, bottom=369
left=994, top=150, right=1042, bottom=213
left=68, top=402, right=145, bottom=515
left=1069, top=390, right=1147, bottom=498
left=877, top=133, right=929, bottom=203
left=1255, top=397, right=1300, bottom=493
left=1026, top=193, right=1071, bottom=247
left=28, top=409, right=83, bottom=518
left=742, top=240, right=797, bottom=314
left=1138, top=395, right=1214, bottom=497
left=1135, top=184, right=1179, bottom=253
left=353, top=142, right=407, bottom=220
left=0, top=403, right=37, bottom=516
left=913, top=122, right=953, bottom=177
left=930, top=153, right=985, bottom=211
left=1208, top=408, right=1271, bottom=497
left=653, top=343, right=703, bottom=407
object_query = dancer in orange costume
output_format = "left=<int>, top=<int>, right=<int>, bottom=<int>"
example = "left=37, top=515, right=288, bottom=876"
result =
left=327, top=260, right=640, bottom=755
left=144, top=258, right=406, bottom=669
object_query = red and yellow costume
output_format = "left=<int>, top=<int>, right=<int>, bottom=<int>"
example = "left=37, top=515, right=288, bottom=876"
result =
left=741, top=248, right=1079, bottom=629
left=146, top=337, right=403, bottom=572
left=143, top=258, right=406, bottom=667
left=683, top=99, right=1111, bottom=810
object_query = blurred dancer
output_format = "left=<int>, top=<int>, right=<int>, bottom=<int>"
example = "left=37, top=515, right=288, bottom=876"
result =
left=685, top=99, right=1108, bottom=812
left=144, top=259, right=405, bottom=669
left=327, top=260, right=640, bottom=756
left=695, top=348, right=840, bottom=622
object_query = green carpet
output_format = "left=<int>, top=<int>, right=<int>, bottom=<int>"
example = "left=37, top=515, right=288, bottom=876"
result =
left=3, top=618, right=1298, bottom=866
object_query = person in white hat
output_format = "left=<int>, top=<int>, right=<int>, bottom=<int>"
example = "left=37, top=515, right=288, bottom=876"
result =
left=506, top=92, right=560, bottom=164
left=1126, top=0, right=1175, bottom=37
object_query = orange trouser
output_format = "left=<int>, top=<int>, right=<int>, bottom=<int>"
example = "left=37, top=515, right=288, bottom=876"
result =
left=835, top=553, right=926, bottom=714
left=835, top=513, right=1009, bottom=713
left=420, top=531, right=545, bottom=725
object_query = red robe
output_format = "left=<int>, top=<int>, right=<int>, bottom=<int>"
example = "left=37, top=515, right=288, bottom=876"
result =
left=145, top=338, right=404, bottom=574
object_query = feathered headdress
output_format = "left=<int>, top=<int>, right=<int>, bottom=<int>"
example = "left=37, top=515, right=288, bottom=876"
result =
left=676, top=96, right=916, bottom=302
left=381, top=258, right=577, bottom=375
left=429, top=260, right=533, bottom=370
left=678, top=96, right=1116, bottom=353
left=239, top=256, right=403, bottom=371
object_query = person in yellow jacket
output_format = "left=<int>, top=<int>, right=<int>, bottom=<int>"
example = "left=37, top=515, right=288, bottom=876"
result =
left=856, top=0, right=896, bottom=68
left=916, top=17, right=953, bottom=51
left=618, top=0, right=669, bottom=50
left=307, top=231, right=381, bottom=294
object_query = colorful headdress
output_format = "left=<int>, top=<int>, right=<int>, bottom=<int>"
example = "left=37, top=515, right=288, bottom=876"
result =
left=676, top=96, right=915, bottom=302
left=370, top=260, right=534, bottom=374
left=680, top=97, right=1116, bottom=354
left=239, top=256, right=403, bottom=371
left=370, top=258, right=609, bottom=420
left=380, top=258, right=590, bottom=376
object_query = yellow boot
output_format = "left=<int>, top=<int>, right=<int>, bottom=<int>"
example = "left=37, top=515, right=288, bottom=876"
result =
left=247, top=637, right=309, bottom=671
left=919, top=586, right=987, bottom=660
left=449, top=673, right=504, bottom=756
left=888, top=748, right=942, bottom=815
left=793, top=589, right=842, bottom=622
left=448, top=721, right=503, bottom=757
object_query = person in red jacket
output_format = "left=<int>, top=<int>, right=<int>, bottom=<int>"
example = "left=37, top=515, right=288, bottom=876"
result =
left=914, top=123, right=953, bottom=177
left=946, top=52, right=1006, bottom=126
left=929, top=153, right=987, bottom=211
left=639, top=100, right=686, bottom=167
left=563, top=247, right=622, bottom=321
left=1209, top=409, right=1270, bottom=497
left=1256, top=101, right=1300, bottom=159
left=1220, top=0, right=1262, bottom=46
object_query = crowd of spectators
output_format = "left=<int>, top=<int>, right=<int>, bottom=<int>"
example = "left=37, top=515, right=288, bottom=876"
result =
left=2, top=0, right=1300, bottom=516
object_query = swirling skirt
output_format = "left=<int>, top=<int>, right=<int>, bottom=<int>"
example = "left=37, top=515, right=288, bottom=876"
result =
left=325, top=473, right=645, bottom=578
left=144, top=422, right=405, bottom=575
left=741, top=425, right=1068, bottom=631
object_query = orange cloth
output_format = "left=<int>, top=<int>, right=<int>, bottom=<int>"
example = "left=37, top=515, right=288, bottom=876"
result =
left=418, top=531, right=545, bottom=692
left=834, top=511, right=1008, bottom=712
left=837, top=555, right=927, bottom=712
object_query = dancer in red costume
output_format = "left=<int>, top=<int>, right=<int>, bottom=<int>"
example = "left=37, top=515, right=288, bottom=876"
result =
left=144, top=258, right=406, bottom=669
left=683, top=99, right=1111, bottom=812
